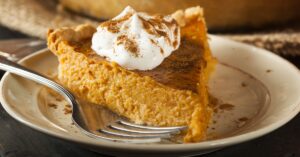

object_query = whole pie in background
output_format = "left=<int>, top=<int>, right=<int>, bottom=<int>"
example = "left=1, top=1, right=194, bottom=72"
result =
left=59, top=0, right=300, bottom=31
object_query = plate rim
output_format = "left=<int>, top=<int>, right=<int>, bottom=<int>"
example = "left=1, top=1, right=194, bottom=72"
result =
left=1, top=35, right=300, bottom=152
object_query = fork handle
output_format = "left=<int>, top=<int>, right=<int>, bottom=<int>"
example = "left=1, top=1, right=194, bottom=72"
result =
left=0, top=55, right=76, bottom=106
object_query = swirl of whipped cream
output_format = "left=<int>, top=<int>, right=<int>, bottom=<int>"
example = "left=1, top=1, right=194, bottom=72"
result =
left=91, top=6, right=180, bottom=70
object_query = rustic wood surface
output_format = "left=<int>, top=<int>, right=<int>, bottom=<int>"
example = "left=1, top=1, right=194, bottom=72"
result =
left=0, top=25, right=299, bottom=157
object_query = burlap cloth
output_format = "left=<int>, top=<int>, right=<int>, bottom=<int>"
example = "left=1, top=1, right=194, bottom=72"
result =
left=1, top=0, right=300, bottom=55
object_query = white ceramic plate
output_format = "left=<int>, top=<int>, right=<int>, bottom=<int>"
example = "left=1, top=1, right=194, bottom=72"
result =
left=1, top=36, right=300, bottom=157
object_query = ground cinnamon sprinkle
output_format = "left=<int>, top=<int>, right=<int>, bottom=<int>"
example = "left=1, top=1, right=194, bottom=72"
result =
left=173, top=40, right=178, bottom=48
left=100, top=13, right=133, bottom=33
left=101, top=21, right=119, bottom=33
left=148, top=18, right=164, bottom=29
left=163, top=18, right=177, bottom=27
left=150, top=38, right=164, bottom=54
left=140, top=16, right=168, bottom=38
left=150, top=38, right=157, bottom=45
left=139, top=16, right=177, bottom=47
left=238, top=117, right=249, bottom=122
left=266, top=69, right=272, bottom=73
left=156, top=29, right=168, bottom=38
left=63, top=108, right=72, bottom=114
left=160, top=47, right=164, bottom=54
left=241, top=82, right=247, bottom=87
left=173, top=27, right=179, bottom=47
left=116, top=35, right=139, bottom=57
left=48, top=103, right=57, bottom=109
left=219, top=103, right=235, bottom=111
left=140, top=17, right=156, bottom=35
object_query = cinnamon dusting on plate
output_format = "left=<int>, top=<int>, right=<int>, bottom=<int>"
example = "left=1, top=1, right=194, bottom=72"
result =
left=219, top=103, right=235, bottom=111
left=238, top=117, right=249, bottom=122
left=241, top=82, right=247, bottom=87
left=48, top=103, right=57, bottom=109
left=63, top=108, right=72, bottom=114
left=266, top=69, right=272, bottom=73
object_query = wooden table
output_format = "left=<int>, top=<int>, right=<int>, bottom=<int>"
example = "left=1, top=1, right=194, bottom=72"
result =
left=0, top=26, right=299, bottom=157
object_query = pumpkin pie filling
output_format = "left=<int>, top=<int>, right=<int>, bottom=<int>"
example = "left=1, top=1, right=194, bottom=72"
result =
left=47, top=6, right=216, bottom=143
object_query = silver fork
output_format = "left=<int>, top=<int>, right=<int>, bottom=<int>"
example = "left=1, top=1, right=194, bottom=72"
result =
left=0, top=55, right=187, bottom=143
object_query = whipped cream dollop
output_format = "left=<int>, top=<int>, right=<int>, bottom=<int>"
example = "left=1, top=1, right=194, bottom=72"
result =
left=91, top=6, right=180, bottom=70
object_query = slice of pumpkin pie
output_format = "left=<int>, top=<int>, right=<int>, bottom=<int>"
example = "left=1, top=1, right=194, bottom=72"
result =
left=47, top=6, right=216, bottom=143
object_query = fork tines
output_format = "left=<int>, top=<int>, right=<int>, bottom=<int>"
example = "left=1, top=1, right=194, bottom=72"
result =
left=96, top=120, right=187, bottom=143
